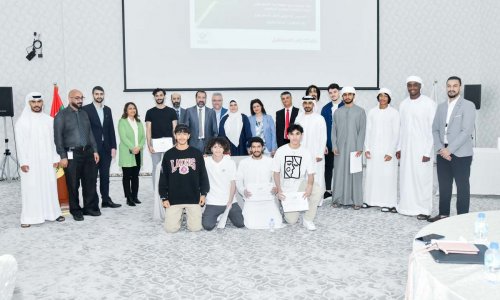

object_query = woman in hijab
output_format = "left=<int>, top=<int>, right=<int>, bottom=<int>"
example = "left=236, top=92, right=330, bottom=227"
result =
left=218, top=100, right=252, bottom=156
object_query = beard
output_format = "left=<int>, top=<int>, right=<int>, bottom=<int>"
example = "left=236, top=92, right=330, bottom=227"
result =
left=31, top=106, right=42, bottom=112
left=155, top=98, right=165, bottom=104
left=251, top=150, right=263, bottom=158
left=172, top=102, right=180, bottom=108
left=448, top=91, right=459, bottom=98
left=94, top=97, right=104, bottom=103
left=71, top=102, right=82, bottom=109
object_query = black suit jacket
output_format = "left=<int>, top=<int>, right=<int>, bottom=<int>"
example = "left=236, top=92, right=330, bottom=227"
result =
left=82, top=103, right=117, bottom=153
left=275, top=106, right=299, bottom=147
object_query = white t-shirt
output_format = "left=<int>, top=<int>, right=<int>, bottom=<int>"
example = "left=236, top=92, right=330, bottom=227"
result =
left=236, top=156, right=274, bottom=195
left=205, top=155, right=237, bottom=206
left=272, top=144, right=315, bottom=192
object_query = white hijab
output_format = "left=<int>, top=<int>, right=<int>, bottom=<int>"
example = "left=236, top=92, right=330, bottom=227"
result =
left=224, top=101, right=243, bottom=147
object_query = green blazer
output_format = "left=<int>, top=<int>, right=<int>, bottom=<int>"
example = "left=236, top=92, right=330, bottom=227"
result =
left=118, top=118, right=146, bottom=168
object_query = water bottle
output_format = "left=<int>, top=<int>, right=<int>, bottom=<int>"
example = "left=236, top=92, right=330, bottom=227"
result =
left=269, top=218, right=275, bottom=232
left=474, top=212, right=488, bottom=243
left=484, top=242, right=500, bottom=283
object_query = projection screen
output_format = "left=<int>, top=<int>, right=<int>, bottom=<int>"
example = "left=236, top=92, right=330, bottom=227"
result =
left=122, top=0, right=379, bottom=90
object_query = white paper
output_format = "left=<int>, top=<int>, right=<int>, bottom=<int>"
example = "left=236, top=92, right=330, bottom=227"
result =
left=281, top=192, right=309, bottom=212
left=152, top=137, right=173, bottom=153
left=67, top=151, right=73, bottom=160
left=350, top=152, right=362, bottom=174
left=245, top=183, right=274, bottom=202
left=217, top=206, right=230, bottom=229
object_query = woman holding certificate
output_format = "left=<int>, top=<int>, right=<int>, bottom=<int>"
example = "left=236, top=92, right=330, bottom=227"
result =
left=118, top=102, right=146, bottom=207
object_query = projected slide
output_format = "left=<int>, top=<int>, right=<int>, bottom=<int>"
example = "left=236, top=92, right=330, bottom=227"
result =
left=190, top=0, right=320, bottom=50
left=123, top=0, right=378, bottom=90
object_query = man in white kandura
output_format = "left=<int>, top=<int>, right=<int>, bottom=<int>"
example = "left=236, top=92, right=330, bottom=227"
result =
left=397, top=76, right=437, bottom=220
left=364, top=88, right=400, bottom=213
left=15, top=92, right=65, bottom=228
left=295, top=96, right=327, bottom=206
left=236, top=137, right=283, bottom=229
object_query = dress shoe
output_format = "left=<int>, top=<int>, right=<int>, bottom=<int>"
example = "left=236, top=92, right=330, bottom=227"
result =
left=73, top=214, right=84, bottom=221
left=416, top=214, right=430, bottom=221
left=427, top=215, right=449, bottom=222
left=102, top=200, right=122, bottom=208
left=323, top=191, right=332, bottom=199
left=133, top=197, right=141, bottom=204
left=126, top=196, right=136, bottom=206
left=82, top=209, right=102, bottom=216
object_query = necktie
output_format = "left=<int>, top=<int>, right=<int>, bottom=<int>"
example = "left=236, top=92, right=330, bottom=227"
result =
left=285, top=109, right=290, bottom=139
left=76, top=111, right=88, bottom=146
left=176, top=109, right=180, bottom=121
left=198, top=108, right=204, bottom=138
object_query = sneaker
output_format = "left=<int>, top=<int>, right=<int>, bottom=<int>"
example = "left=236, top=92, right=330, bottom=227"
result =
left=302, top=219, right=317, bottom=231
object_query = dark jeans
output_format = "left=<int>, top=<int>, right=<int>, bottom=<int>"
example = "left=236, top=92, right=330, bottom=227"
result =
left=324, top=151, right=334, bottom=190
left=202, top=203, right=245, bottom=230
left=122, top=153, right=141, bottom=198
left=436, top=154, right=473, bottom=215
left=95, top=148, right=112, bottom=204
left=65, top=148, right=98, bottom=215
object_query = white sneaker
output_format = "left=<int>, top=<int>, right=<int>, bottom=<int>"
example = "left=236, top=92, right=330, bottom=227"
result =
left=317, top=198, right=324, bottom=207
left=302, top=219, right=317, bottom=231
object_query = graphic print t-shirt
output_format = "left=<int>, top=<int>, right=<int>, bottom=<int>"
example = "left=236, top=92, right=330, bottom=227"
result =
left=158, top=147, right=209, bottom=205
left=272, top=144, right=315, bottom=192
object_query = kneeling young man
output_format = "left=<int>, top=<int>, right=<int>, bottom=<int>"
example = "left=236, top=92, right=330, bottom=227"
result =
left=273, top=124, right=321, bottom=230
left=202, top=137, right=245, bottom=230
left=159, top=124, right=209, bottom=233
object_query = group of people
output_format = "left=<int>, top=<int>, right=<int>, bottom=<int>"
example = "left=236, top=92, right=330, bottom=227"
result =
left=16, top=75, right=476, bottom=231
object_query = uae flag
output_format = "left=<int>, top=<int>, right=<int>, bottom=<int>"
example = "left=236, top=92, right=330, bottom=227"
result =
left=50, top=84, right=69, bottom=213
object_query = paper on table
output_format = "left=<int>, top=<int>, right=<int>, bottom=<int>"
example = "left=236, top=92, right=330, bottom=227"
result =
left=152, top=137, right=173, bottom=153
left=245, top=183, right=274, bottom=201
left=281, top=192, right=309, bottom=212
left=350, top=151, right=362, bottom=174
left=217, top=206, right=230, bottom=229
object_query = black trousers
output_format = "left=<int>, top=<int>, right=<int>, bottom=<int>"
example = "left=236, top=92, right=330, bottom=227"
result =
left=95, top=148, right=112, bottom=203
left=324, top=151, right=334, bottom=191
left=65, top=148, right=98, bottom=215
left=122, top=153, right=141, bottom=198
left=436, top=154, right=473, bottom=215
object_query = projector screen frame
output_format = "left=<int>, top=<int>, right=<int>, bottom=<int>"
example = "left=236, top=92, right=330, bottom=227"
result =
left=121, top=0, right=380, bottom=92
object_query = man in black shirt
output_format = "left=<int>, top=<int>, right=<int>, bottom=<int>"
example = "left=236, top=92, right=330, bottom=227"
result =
left=159, top=124, right=209, bottom=233
left=54, top=89, right=100, bottom=221
left=145, top=88, right=178, bottom=188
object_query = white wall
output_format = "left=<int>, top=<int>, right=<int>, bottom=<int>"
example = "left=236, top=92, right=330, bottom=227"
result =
left=0, top=0, right=498, bottom=175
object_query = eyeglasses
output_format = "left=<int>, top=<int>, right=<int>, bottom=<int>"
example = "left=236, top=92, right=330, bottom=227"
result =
left=70, top=96, right=85, bottom=101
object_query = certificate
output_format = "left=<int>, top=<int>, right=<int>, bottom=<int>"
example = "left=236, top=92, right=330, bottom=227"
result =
left=350, top=151, right=362, bottom=174
left=152, top=137, right=173, bottom=153
left=217, top=206, right=230, bottom=229
left=281, top=192, right=309, bottom=212
left=245, top=183, right=274, bottom=201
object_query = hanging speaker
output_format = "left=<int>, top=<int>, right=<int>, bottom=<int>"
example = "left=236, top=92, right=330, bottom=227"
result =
left=464, top=84, right=481, bottom=110
left=0, top=87, right=14, bottom=117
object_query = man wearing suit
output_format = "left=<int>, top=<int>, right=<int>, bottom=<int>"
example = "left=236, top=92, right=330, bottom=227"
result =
left=171, top=92, right=186, bottom=124
left=211, top=92, right=227, bottom=130
left=82, top=86, right=121, bottom=208
left=428, top=76, right=476, bottom=222
left=185, top=91, right=218, bottom=153
left=275, top=91, right=299, bottom=148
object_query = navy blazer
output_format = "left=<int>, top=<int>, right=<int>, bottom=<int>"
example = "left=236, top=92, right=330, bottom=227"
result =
left=82, top=103, right=117, bottom=153
left=275, top=106, right=299, bottom=147
left=321, top=101, right=345, bottom=151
